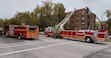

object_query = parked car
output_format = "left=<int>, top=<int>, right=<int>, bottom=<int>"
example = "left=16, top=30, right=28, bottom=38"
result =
left=0, top=27, right=3, bottom=36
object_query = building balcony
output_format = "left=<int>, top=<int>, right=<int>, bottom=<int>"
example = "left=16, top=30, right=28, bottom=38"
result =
left=82, top=22, right=85, bottom=24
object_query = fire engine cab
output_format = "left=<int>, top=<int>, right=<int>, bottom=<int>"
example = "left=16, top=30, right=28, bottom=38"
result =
left=3, top=25, right=39, bottom=39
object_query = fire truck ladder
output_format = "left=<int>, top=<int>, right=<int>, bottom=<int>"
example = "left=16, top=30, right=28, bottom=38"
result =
left=56, top=9, right=76, bottom=30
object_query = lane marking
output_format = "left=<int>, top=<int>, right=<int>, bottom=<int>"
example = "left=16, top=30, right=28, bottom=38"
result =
left=0, top=42, right=71, bottom=56
left=0, top=42, right=45, bottom=49
left=0, top=40, right=62, bottom=49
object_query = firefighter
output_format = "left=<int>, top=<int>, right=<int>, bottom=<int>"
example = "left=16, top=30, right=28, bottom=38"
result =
left=54, top=25, right=59, bottom=39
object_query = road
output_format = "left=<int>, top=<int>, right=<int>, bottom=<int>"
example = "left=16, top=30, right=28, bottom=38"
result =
left=0, top=35, right=110, bottom=58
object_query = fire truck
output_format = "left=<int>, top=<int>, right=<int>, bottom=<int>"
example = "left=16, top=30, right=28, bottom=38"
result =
left=3, top=25, right=39, bottom=39
left=44, top=8, right=109, bottom=43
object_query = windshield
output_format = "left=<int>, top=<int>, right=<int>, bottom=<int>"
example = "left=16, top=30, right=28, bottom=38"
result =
left=29, top=26, right=37, bottom=30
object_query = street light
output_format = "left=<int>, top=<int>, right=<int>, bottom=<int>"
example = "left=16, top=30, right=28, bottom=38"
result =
left=56, top=8, right=58, bottom=25
left=101, top=12, right=106, bottom=22
left=56, top=5, right=59, bottom=25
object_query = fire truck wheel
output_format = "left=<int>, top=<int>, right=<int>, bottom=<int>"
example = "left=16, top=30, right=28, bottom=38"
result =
left=47, top=35, right=50, bottom=37
left=85, top=37, right=92, bottom=43
left=60, top=36, right=63, bottom=39
left=18, top=35, right=22, bottom=40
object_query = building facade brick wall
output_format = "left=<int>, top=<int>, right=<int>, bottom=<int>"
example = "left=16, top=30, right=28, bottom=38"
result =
left=66, top=7, right=96, bottom=30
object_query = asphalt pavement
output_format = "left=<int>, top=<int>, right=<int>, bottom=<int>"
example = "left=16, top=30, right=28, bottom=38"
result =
left=0, top=35, right=110, bottom=58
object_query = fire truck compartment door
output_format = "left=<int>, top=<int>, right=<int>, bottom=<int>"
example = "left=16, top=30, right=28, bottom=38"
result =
left=9, top=25, right=14, bottom=36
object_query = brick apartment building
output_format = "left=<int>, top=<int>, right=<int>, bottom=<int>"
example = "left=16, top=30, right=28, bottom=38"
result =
left=66, top=7, right=96, bottom=30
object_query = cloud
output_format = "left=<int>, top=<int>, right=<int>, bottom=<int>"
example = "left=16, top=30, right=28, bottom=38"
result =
left=0, top=0, right=111, bottom=21
left=0, top=0, right=42, bottom=19
left=55, top=0, right=111, bottom=21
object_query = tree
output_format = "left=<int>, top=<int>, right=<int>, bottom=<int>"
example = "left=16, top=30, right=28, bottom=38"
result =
left=14, top=11, right=31, bottom=25
left=106, top=10, right=111, bottom=18
left=33, top=1, right=54, bottom=30
left=106, top=10, right=111, bottom=34
left=3, top=19, right=10, bottom=26
left=33, top=5, right=43, bottom=28
left=0, top=19, right=3, bottom=27
left=29, top=12, right=38, bottom=26
left=53, top=3, right=66, bottom=25
left=2, top=0, right=66, bottom=31
left=33, top=1, right=66, bottom=30
left=10, top=18, right=21, bottom=25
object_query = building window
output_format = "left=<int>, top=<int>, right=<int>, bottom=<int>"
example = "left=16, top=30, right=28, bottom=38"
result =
left=76, top=20, right=78, bottom=22
left=71, top=16, right=74, bottom=18
left=87, top=15, right=90, bottom=19
left=82, top=21, right=85, bottom=24
left=76, top=14, right=78, bottom=17
left=82, top=28, right=84, bottom=29
left=82, top=17, right=85, bottom=20
left=82, top=10, right=85, bottom=15
left=88, top=23, right=90, bottom=25
left=82, top=15, right=84, bottom=17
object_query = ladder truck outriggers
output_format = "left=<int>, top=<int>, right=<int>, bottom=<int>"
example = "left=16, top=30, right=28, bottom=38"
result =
left=44, top=8, right=108, bottom=43
left=3, top=25, right=39, bottom=39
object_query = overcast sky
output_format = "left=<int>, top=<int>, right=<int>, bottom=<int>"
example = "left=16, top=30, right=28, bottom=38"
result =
left=0, top=0, right=111, bottom=21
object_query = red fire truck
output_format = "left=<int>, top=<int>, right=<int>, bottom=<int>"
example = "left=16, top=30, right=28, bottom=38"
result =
left=3, top=25, right=39, bottom=39
left=44, top=8, right=109, bottom=43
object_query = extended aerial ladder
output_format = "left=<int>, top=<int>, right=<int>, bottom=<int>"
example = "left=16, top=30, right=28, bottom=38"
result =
left=53, top=9, right=76, bottom=37
left=44, top=10, right=75, bottom=37
left=55, top=9, right=76, bottom=30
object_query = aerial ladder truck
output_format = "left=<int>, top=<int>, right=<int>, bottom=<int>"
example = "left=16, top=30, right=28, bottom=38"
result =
left=45, top=8, right=109, bottom=43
